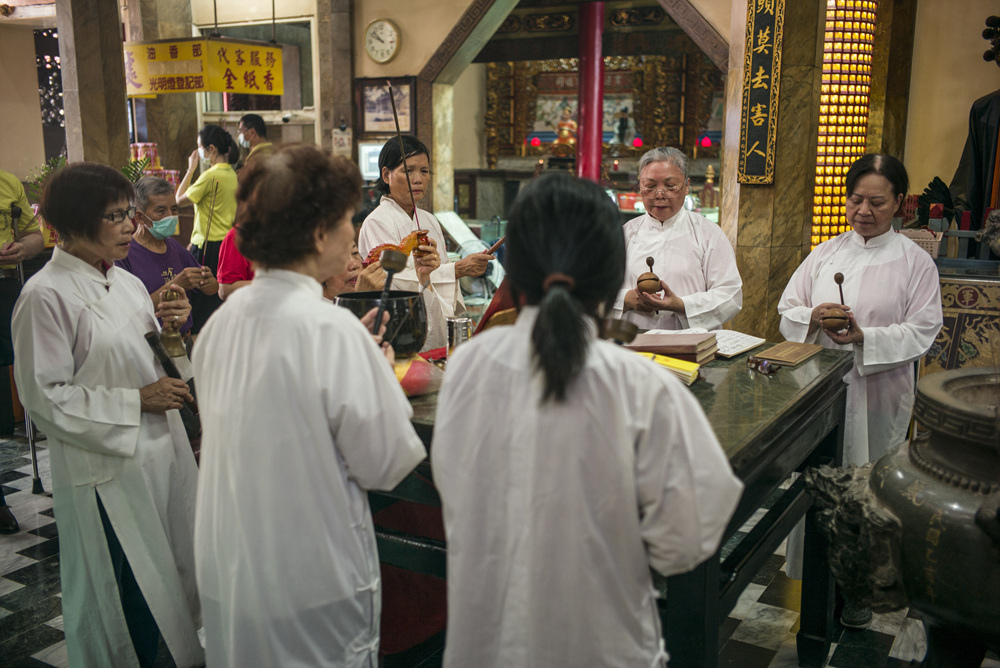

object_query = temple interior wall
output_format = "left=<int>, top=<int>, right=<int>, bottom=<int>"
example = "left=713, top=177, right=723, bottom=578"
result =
left=0, top=25, right=47, bottom=179
left=905, top=0, right=1000, bottom=192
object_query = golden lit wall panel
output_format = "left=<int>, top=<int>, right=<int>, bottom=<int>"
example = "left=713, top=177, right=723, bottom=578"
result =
left=811, top=0, right=878, bottom=248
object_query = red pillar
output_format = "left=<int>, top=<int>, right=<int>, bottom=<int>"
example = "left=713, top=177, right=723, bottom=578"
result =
left=576, top=2, right=604, bottom=182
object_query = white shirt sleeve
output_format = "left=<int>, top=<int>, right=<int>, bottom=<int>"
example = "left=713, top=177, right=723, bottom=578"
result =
left=324, top=320, right=425, bottom=490
left=680, top=223, right=743, bottom=331
left=778, top=251, right=823, bottom=345
left=857, top=252, right=943, bottom=377
left=635, top=370, right=743, bottom=576
left=13, top=287, right=142, bottom=458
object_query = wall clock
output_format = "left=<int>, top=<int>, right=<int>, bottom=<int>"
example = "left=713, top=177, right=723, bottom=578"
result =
left=364, top=18, right=400, bottom=64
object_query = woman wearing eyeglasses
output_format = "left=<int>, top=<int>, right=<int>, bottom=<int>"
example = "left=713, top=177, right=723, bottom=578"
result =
left=11, top=163, right=203, bottom=666
left=614, top=147, right=743, bottom=331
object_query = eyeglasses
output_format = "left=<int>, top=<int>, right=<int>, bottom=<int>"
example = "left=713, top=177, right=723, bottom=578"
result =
left=747, top=356, right=781, bottom=375
left=639, top=182, right=686, bottom=196
left=103, top=206, right=136, bottom=224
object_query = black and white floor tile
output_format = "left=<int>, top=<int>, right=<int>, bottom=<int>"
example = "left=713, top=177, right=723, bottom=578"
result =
left=1, top=433, right=998, bottom=668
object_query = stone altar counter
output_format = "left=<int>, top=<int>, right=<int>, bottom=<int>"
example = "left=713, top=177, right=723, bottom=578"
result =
left=373, top=347, right=854, bottom=667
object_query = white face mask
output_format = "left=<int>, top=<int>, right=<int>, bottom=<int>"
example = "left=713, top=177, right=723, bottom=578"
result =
left=238, top=133, right=250, bottom=149
left=198, top=146, right=207, bottom=160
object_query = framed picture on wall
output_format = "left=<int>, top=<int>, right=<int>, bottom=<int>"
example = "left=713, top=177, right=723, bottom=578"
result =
left=355, top=77, right=416, bottom=135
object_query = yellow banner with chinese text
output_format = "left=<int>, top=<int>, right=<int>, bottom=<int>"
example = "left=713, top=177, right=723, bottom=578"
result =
left=124, top=38, right=283, bottom=97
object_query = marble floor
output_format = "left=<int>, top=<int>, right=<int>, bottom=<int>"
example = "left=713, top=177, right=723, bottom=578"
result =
left=1, top=432, right=998, bottom=668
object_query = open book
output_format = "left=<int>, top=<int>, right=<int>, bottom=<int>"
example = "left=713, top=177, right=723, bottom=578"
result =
left=644, top=328, right=766, bottom=358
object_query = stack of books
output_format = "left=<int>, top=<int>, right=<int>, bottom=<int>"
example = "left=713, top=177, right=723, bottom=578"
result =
left=630, top=352, right=701, bottom=386
left=625, top=332, right=718, bottom=365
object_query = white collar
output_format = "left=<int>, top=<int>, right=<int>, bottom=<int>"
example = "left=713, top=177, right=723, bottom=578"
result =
left=254, top=268, right=324, bottom=298
left=51, top=246, right=117, bottom=285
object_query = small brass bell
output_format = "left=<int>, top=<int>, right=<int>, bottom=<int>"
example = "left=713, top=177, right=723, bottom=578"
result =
left=159, top=286, right=188, bottom=358
left=636, top=256, right=661, bottom=294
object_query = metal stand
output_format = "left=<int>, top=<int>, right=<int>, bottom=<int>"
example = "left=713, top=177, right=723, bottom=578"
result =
left=26, top=414, right=44, bottom=494
left=7, top=204, right=45, bottom=495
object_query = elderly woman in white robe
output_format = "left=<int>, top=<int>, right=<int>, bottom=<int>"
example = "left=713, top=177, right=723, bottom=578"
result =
left=432, top=172, right=743, bottom=667
left=12, top=163, right=201, bottom=667
left=193, top=145, right=425, bottom=667
left=778, top=154, right=942, bottom=625
left=779, top=154, right=942, bottom=468
left=614, top=146, right=743, bottom=330
left=359, top=135, right=494, bottom=350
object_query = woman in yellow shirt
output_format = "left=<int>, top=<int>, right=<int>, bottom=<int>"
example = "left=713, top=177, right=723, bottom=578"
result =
left=176, top=124, right=239, bottom=331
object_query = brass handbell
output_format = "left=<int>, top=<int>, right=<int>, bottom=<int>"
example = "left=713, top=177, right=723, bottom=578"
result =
left=160, top=286, right=188, bottom=358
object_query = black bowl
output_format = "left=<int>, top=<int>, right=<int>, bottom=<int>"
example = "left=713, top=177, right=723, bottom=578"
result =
left=336, top=290, right=428, bottom=357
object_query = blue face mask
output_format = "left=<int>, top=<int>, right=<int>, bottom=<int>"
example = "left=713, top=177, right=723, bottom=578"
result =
left=143, top=213, right=179, bottom=240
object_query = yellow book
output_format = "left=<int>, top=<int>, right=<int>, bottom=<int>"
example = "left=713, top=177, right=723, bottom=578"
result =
left=632, top=351, right=700, bottom=386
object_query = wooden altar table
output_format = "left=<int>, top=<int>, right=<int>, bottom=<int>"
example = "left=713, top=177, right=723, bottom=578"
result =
left=372, top=347, right=853, bottom=667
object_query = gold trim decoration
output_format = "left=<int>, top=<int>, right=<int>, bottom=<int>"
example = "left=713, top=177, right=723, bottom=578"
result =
left=523, top=13, right=574, bottom=32
left=609, top=7, right=665, bottom=27
left=737, top=0, right=785, bottom=184
left=485, top=56, right=702, bottom=167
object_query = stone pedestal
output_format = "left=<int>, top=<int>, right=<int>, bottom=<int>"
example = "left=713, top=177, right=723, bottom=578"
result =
left=56, top=0, right=130, bottom=167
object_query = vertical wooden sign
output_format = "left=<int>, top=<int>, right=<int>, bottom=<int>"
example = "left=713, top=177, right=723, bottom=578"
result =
left=738, top=0, right=785, bottom=184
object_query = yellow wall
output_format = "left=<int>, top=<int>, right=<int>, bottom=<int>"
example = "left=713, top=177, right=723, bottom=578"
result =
left=905, top=0, right=1000, bottom=192
left=354, top=0, right=480, bottom=78
left=0, top=25, right=46, bottom=180
left=453, top=63, right=487, bottom=169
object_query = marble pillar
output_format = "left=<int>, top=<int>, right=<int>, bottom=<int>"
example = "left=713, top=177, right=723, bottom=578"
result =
left=56, top=0, right=130, bottom=167
left=867, top=0, right=916, bottom=159
left=433, top=83, right=455, bottom=215
left=724, top=0, right=824, bottom=341
left=125, top=0, right=199, bottom=173
left=316, top=0, right=352, bottom=154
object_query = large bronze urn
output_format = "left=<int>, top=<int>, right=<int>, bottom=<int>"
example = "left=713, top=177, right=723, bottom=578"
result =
left=807, top=367, right=1000, bottom=667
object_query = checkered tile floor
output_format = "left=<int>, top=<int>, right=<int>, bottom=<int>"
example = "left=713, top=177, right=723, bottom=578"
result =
left=1, top=432, right=998, bottom=668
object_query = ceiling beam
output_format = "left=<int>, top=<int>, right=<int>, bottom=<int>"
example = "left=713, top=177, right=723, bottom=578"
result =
left=657, top=0, right=728, bottom=71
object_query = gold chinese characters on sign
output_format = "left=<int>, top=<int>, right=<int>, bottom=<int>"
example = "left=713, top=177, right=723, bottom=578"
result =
left=737, top=0, right=785, bottom=184
left=124, top=38, right=284, bottom=97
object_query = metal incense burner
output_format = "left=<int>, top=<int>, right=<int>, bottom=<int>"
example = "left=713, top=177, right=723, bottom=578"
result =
left=805, top=367, right=1000, bottom=666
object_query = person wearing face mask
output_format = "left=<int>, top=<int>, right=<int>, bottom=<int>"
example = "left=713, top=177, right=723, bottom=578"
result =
left=237, top=114, right=275, bottom=174
left=116, top=177, right=219, bottom=336
left=176, top=124, right=239, bottom=332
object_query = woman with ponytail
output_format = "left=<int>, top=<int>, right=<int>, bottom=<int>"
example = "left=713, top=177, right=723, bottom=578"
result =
left=430, top=171, right=743, bottom=667
left=176, top=124, right=240, bottom=331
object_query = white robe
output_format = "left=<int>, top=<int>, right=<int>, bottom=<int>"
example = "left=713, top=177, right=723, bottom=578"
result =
left=613, top=209, right=743, bottom=330
left=359, top=196, right=463, bottom=351
left=778, top=230, right=943, bottom=467
left=11, top=247, right=203, bottom=667
left=431, top=307, right=743, bottom=667
left=192, top=269, right=425, bottom=668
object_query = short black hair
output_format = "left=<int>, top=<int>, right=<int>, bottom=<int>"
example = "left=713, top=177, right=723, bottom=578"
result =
left=239, top=114, right=267, bottom=139
left=845, top=154, right=909, bottom=199
left=236, top=144, right=362, bottom=268
left=374, top=135, right=428, bottom=197
left=41, top=163, right=133, bottom=242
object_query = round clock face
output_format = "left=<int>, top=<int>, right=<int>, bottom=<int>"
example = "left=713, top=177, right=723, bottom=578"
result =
left=365, top=19, right=400, bottom=64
